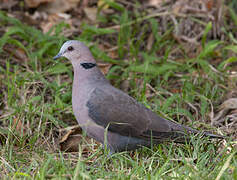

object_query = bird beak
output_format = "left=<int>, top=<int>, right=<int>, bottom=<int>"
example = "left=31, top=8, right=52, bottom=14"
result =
left=53, top=52, right=62, bottom=60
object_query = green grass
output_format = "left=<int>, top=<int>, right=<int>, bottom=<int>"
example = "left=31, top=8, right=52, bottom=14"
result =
left=0, top=2, right=237, bottom=179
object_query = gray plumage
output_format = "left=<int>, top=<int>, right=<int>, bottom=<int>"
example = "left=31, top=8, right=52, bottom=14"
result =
left=54, top=40, right=223, bottom=153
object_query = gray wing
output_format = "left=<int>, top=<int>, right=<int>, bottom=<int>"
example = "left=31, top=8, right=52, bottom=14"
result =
left=86, top=86, right=195, bottom=141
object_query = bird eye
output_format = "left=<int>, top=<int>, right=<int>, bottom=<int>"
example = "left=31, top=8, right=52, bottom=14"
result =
left=68, top=46, right=74, bottom=51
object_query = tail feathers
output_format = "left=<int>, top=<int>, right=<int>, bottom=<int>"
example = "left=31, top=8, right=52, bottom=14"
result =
left=170, top=131, right=225, bottom=144
left=176, top=123, right=225, bottom=139
left=142, top=123, right=225, bottom=143
left=203, top=132, right=225, bottom=139
left=167, top=124, right=225, bottom=143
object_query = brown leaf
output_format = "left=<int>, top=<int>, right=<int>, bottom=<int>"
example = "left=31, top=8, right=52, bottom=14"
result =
left=59, top=125, right=96, bottom=152
left=219, top=98, right=237, bottom=111
left=206, top=0, right=214, bottom=11
left=60, top=135, right=83, bottom=152
left=147, top=33, right=154, bottom=51
left=59, top=126, right=82, bottom=152
left=212, top=98, right=237, bottom=126
left=38, top=0, right=81, bottom=14
left=84, top=7, right=97, bottom=23
left=147, top=0, right=168, bottom=7
left=97, top=63, right=112, bottom=75
left=3, top=45, right=29, bottom=62
left=0, top=0, right=18, bottom=9
left=40, top=14, right=62, bottom=34
left=172, top=0, right=184, bottom=15
left=25, top=0, right=55, bottom=8
left=97, top=0, right=114, bottom=10
left=59, top=125, right=101, bottom=153
left=170, top=88, right=182, bottom=93
left=12, top=117, right=25, bottom=136
left=108, top=49, right=118, bottom=59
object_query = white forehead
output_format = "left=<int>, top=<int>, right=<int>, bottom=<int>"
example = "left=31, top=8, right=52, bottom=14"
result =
left=59, top=40, right=87, bottom=52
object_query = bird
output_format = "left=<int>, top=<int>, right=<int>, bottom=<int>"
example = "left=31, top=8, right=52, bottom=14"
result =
left=54, top=40, right=224, bottom=153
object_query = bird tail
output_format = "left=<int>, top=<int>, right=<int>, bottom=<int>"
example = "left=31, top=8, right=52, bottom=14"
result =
left=171, top=123, right=225, bottom=143
left=202, top=131, right=225, bottom=139
left=143, top=121, right=225, bottom=143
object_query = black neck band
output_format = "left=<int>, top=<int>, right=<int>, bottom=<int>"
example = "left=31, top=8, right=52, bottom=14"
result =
left=80, top=63, right=97, bottom=69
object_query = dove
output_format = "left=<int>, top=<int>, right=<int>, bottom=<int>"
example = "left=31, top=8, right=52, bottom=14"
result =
left=54, top=40, right=223, bottom=153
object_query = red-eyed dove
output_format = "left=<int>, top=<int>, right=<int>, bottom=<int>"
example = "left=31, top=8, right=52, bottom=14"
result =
left=54, top=40, right=223, bottom=153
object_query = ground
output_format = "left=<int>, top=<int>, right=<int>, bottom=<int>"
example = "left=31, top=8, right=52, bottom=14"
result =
left=0, top=0, right=236, bottom=179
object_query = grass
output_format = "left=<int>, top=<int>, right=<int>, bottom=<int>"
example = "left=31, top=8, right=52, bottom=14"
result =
left=0, top=2, right=237, bottom=179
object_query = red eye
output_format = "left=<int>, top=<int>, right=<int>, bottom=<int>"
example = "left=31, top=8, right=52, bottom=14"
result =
left=68, top=46, right=74, bottom=51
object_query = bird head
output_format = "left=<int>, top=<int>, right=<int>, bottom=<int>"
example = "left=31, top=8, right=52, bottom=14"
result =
left=53, top=40, right=95, bottom=64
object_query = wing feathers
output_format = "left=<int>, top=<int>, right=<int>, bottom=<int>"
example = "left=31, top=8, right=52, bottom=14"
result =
left=86, top=86, right=195, bottom=142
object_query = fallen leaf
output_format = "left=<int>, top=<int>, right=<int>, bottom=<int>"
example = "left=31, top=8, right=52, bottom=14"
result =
left=219, top=98, right=237, bottom=110
left=147, top=0, right=168, bottom=7
left=25, top=0, right=55, bottom=8
left=12, top=117, right=25, bottom=136
left=147, top=33, right=154, bottom=51
left=84, top=7, right=97, bottom=23
left=59, top=125, right=101, bottom=153
left=0, top=0, right=18, bottom=9
left=40, top=14, right=62, bottom=34
left=206, top=0, right=214, bottom=10
left=3, top=45, right=29, bottom=62
left=172, top=0, right=184, bottom=14
left=38, top=0, right=81, bottom=14
left=98, top=0, right=114, bottom=10
left=59, top=126, right=83, bottom=152
left=212, top=98, right=237, bottom=126
left=97, top=62, right=112, bottom=75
